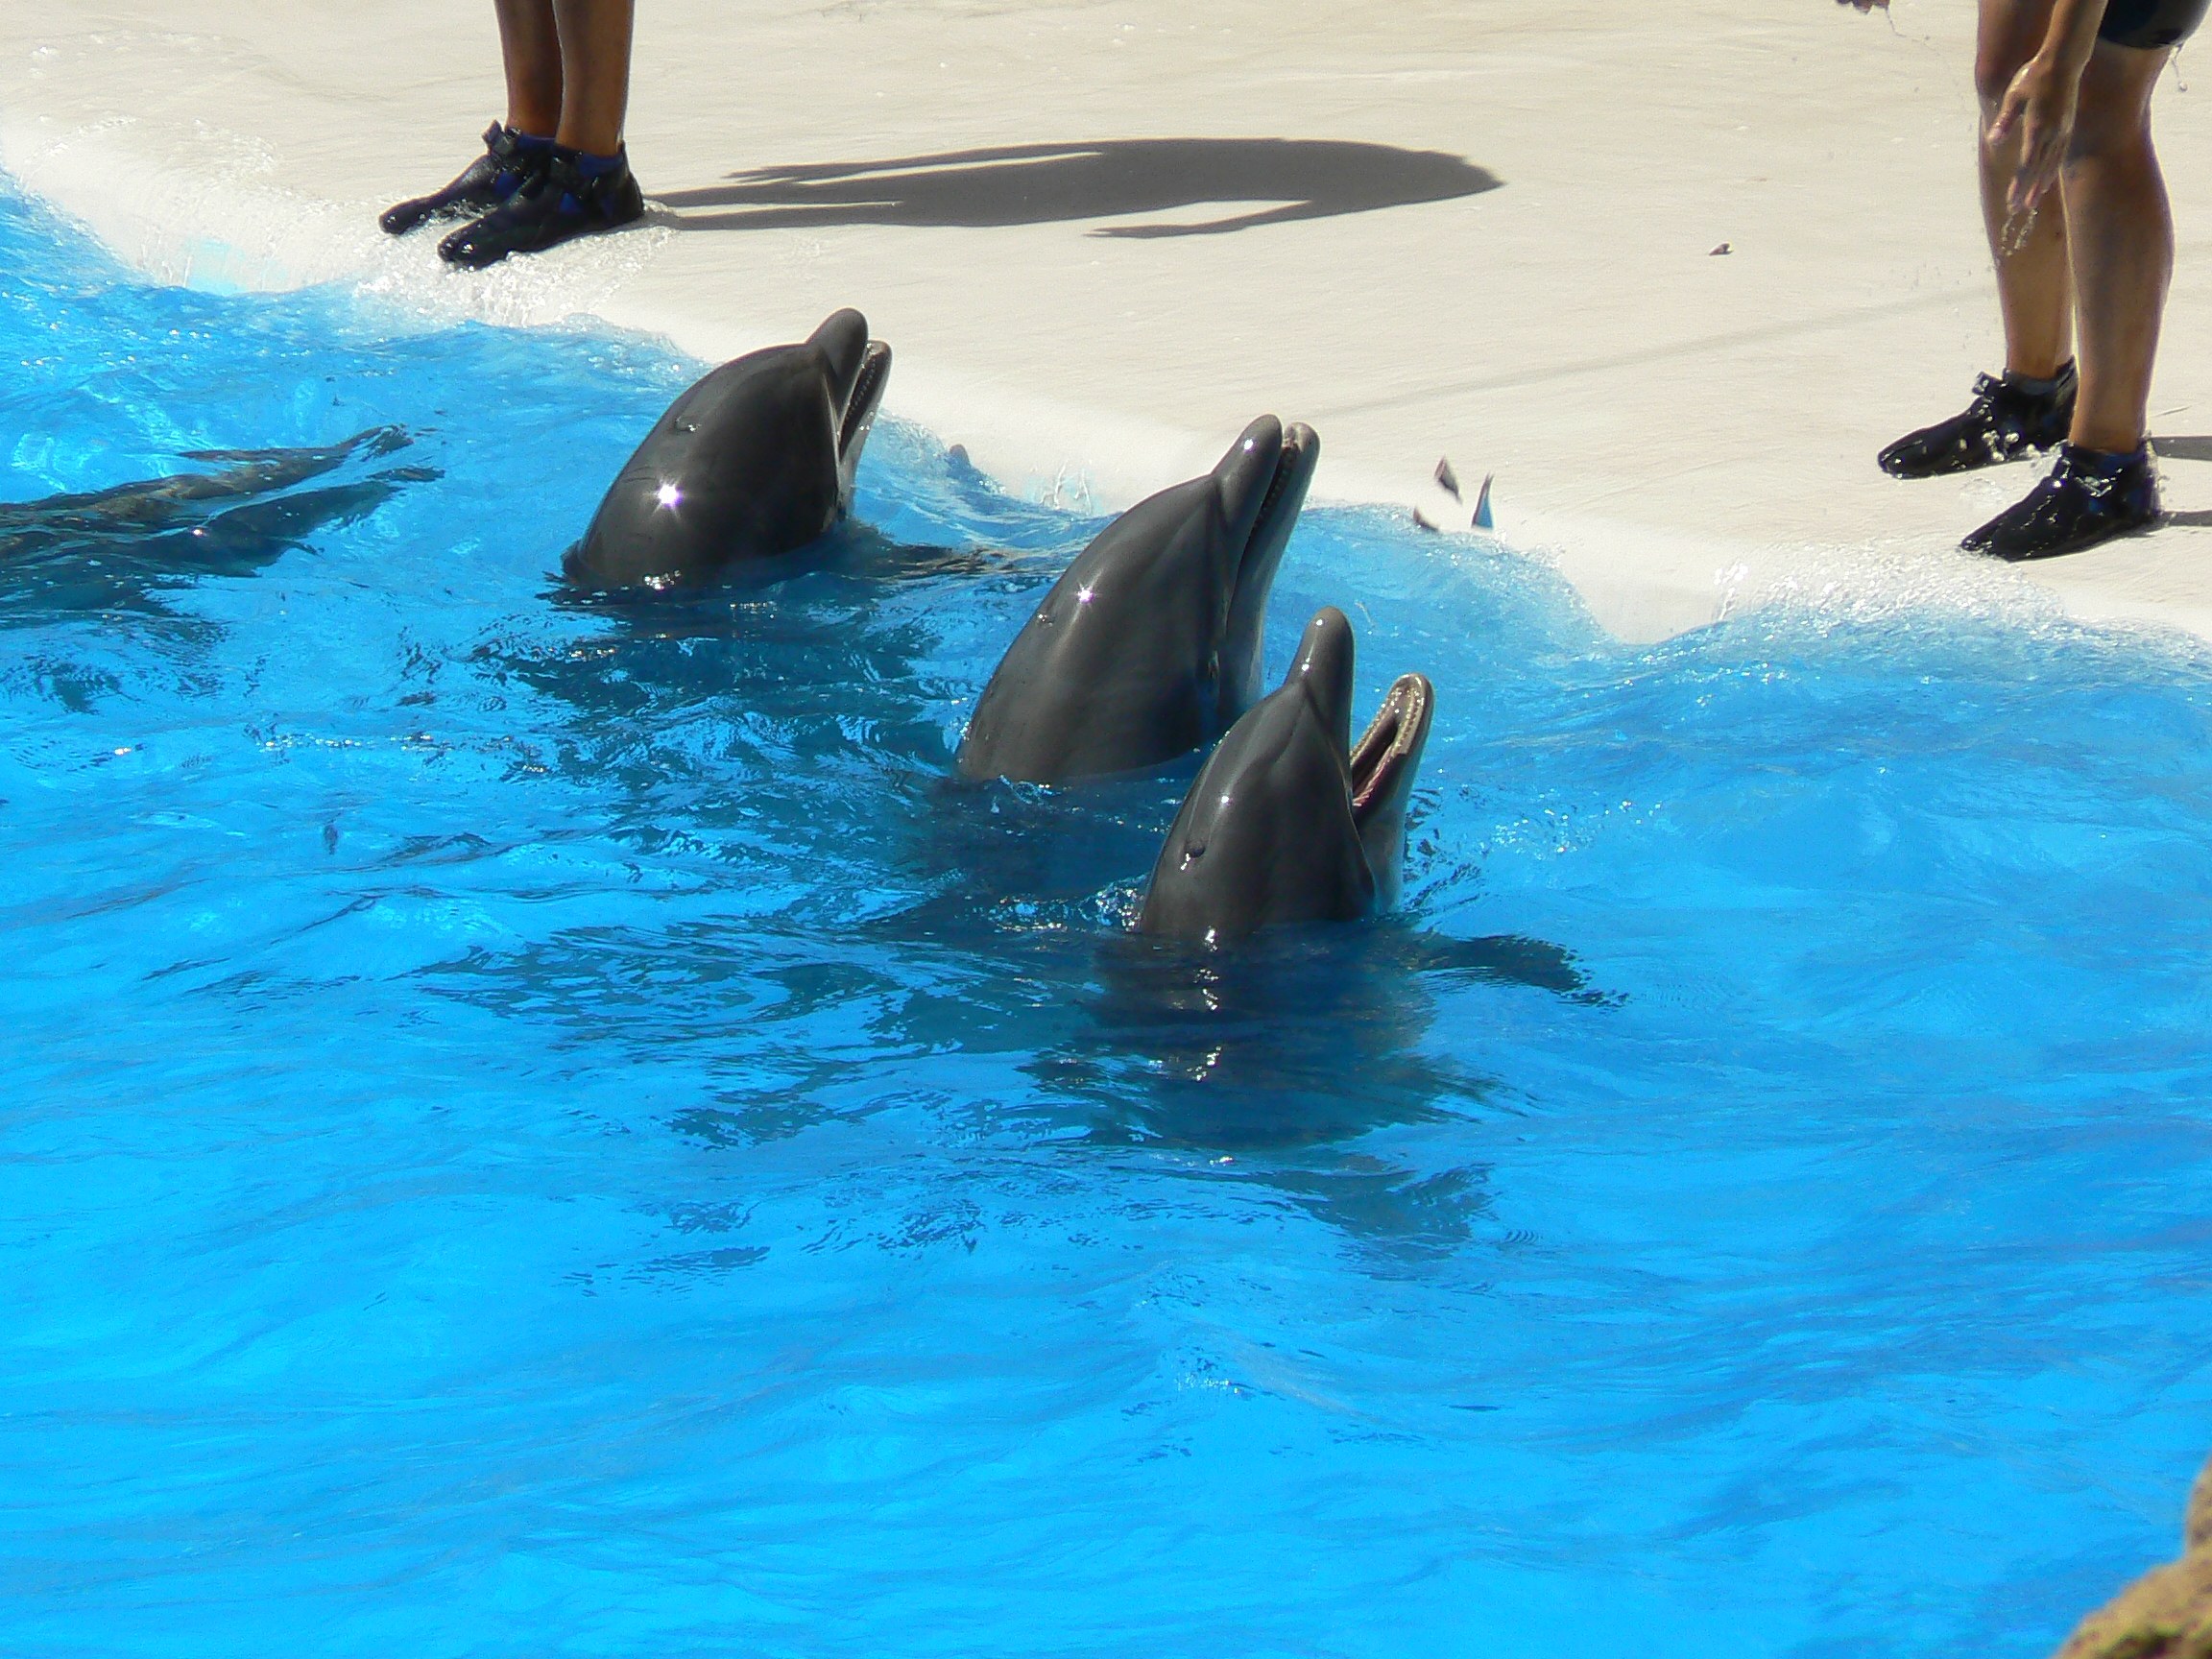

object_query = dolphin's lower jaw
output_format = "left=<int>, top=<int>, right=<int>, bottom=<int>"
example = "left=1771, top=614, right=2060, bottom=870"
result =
left=835, top=342, right=893, bottom=509
left=1349, top=674, right=1434, bottom=819
left=1348, top=672, right=1436, bottom=910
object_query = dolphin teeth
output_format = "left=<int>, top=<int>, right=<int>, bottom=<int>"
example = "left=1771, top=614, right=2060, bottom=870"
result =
left=1350, top=673, right=1434, bottom=815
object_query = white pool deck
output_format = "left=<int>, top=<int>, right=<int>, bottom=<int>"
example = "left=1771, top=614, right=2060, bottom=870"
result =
left=5, top=0, right=2212, bottom=645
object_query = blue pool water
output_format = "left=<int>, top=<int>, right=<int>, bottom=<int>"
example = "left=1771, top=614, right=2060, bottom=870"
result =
left=4, top=178, right=2211, bottom=1657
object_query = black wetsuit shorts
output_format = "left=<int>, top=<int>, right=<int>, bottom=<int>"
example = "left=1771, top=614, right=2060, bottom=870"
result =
left=2101, top=0, right=2208, bottom=50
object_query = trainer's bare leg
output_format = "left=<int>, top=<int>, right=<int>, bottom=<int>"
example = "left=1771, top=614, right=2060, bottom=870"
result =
left=2059, top=39, right=2174, bottom=451
left=550, top=0, right=635, bottom=156
left=1978, top=0, right=2075, bottom=379
left=496, top=0, right=565, bottom=137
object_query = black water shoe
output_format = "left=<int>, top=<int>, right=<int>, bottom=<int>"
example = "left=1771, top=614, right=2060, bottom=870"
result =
left=1878, top=364, right=2078, bottom=479
left=380, top=123, right=552, bottom=236
left=437, top=147, right=645, bottom=269
left=1961, top=441, right=2161, bottom=561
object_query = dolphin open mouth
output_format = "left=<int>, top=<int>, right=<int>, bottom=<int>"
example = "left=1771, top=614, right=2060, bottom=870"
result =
left=839, top=341, right=893, bottom=461
left=1349, top=671, right=1434, bottom=823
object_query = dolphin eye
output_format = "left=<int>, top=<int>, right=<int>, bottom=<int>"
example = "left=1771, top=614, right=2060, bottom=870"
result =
left=1179, top=838, right=1207, bottom=870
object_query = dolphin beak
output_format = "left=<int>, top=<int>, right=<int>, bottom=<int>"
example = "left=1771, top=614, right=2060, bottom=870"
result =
left=809, top=308, right=873, bottom=409
left=1211, top=415, right=1287, bottom=552
left=1214, top=420, right=1323, bottom=721
left=807, top=304, right=891, bottom=512
left=1212, top=415, right=1322, bottom=567
left=839, top=341, right=893, bottom=462
left=1247, top=421, right=1319, bottom=570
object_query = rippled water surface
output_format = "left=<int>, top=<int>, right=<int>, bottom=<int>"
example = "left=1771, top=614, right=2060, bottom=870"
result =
left=5, top=182, right=2211, bottom=1658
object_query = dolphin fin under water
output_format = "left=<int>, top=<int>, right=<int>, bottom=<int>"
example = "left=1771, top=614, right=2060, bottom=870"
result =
left=1139, top=607, right=1434, bottom=945
left=562, top=308, right=892, bottom=590
left=953, top=416, right=1320, bottom=784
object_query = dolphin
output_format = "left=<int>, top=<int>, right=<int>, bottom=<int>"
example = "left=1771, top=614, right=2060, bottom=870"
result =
left=0, top=427, right=417, bottom=548
left=1138, top=607, right=1434, bottom=944
left=953, top=415, right=1319, bottom=783
left=563, top=308, right=892, bottom=589
left=0, top=428, right=435, bottom=617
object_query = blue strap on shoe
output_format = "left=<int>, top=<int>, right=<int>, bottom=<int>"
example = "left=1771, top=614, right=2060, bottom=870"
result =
left=493, top=128, right=555, bottom=198
left=549, top=147, right=629, bottom=217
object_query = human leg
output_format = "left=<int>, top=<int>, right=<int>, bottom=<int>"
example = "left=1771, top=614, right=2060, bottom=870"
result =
left=380, top=1, right=564, bottom=235
left=1978, top=0, right=2075, bottom=378
left=1960, top=36, right=2174, bottom=556
left=1877, top=0, right=2079, bottom=477
left=437, top=0, right=642, bottom=267
left=550, top=0, right=635, bottom=156
left=497, top=0, right=565, bottom=138
left=2059, top=38, right=2173, bottom=451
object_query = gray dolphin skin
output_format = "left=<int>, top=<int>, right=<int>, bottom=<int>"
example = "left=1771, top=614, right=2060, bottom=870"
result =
left=0, top=427, right=415, bottom=546
left=1139, top=607, right=1435, bottom=945
left=953, top=415, right=1320, bottom=783
left=563, top=308, right=891, bottom=589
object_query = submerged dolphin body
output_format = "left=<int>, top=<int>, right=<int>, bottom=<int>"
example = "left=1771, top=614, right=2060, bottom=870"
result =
left=953, top=416, right=1320, bottom=783
left=0, top=427, right=419, bottom=552
left=564, top=308, right=892, bottom=589
left=0, top=427, right=434, bottom=614
left=1139, top=607, right=1434, bottom=944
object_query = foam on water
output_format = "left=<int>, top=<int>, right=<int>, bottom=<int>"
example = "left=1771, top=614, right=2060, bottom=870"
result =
left=4, top=178, right=2212, bottom=1658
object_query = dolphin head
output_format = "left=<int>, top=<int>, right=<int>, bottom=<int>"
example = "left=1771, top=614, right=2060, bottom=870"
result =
left=1137, top=607, right=1435, bottom=945
left=953, top=415, right=1320, bottom=783
left=564, top=308, right=893, bottom=589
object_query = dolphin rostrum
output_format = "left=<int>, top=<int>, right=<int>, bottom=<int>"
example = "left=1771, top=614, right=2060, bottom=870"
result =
left=1138, top=607, right=1434, bottom=944
left=563, top=308, right=891, bottom=589
left=953, top=416, right=1320, bottom=783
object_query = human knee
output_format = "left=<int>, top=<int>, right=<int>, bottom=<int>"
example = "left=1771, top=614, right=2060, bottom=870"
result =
left=1974, top=47, right=2030, bottom=112
left=1973, top=2, right=2046, bottom=109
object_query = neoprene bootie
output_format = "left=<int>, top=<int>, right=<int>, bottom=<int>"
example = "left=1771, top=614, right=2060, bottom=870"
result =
left=1961, top=441, right=2160, bottom=560
left=381, top=123, right=552, bottom=236
left=437, top=147, right=645, bottom=269
left=1878, top=363, right=2078, bottom=479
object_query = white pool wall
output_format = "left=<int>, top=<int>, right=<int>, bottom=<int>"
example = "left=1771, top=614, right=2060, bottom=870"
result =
left=6, top=2, right=2212, bottom=645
